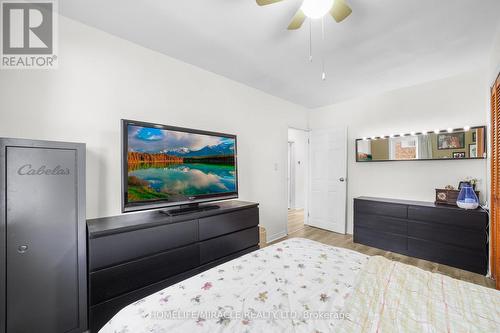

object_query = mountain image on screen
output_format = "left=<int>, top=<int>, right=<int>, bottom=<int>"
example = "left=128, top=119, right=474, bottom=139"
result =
left=127, top=125, right=236, bottom=203
left=166, top=142, right=234, bottom=157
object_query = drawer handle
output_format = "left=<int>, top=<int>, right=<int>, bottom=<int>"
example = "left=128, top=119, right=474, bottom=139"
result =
left=17, top=245, right=28, bottom=254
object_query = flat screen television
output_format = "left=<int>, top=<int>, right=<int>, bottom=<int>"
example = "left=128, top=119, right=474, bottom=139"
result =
left=121, top=119, right=238, bottom=213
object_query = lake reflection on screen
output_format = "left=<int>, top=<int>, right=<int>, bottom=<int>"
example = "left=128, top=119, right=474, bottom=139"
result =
left=128, top=163, right=236, bottom=202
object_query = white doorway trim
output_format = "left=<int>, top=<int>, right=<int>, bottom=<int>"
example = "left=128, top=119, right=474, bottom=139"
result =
left=287, top=141, right=295, bottom=209
left=286, top=127, right=310, bottom=236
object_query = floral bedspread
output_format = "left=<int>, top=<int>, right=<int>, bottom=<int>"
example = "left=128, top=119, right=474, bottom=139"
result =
left=99, top=238, right=368, bottom=333
left=335, top=255, right=500, bottom=333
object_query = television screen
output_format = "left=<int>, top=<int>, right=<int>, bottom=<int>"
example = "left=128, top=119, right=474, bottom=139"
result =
left=122, top=120, right=238, bottom=212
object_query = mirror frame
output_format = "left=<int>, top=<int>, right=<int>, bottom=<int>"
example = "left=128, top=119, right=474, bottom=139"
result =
left=355, top=126, right=487, bottom=162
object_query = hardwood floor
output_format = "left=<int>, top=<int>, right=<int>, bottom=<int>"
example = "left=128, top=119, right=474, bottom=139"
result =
left=287, top=208, right=304, bottom=233
left=272, top=225, right=495, bottom=288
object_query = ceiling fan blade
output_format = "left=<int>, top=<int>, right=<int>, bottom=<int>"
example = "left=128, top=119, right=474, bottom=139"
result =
left=287, top=9, right=306, bottom=30
left=256, top=0, right=284, bottom=6
left=330, top=0, right=352, bottom=23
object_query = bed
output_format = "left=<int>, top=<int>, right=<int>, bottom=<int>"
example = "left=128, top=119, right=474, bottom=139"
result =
left=99, top=238, right=500, bottom=333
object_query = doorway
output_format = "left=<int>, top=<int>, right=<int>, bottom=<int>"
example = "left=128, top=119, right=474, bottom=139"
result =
left=288, top=141, right=295, bottom=209
left=287, top=128, right=309, bottom=234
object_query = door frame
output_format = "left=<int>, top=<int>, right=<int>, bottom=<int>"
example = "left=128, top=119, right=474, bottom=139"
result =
left=287, top=141, right=295, bottom=209
left=286, top=127, right=310, bottom=236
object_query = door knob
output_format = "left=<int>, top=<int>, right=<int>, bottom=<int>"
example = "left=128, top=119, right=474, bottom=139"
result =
left=18, top=245, right=28, bottom=254
left=339, top=177, right=345, bottom=182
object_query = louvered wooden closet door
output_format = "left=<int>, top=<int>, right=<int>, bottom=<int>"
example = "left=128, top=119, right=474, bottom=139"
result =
left=492, top=74, right=500, bottom=290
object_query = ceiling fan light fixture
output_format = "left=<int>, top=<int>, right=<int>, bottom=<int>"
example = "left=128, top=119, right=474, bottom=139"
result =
left=301, top=0, right=334, bottom=19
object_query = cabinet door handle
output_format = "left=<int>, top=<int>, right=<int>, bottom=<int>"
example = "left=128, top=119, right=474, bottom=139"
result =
left=339, top=177, right=345, bottom=182
left=17, top=245, right=28, bottom=254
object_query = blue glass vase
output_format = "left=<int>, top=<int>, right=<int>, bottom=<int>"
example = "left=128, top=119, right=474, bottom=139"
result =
left=456, top=184, right=479, bottom=210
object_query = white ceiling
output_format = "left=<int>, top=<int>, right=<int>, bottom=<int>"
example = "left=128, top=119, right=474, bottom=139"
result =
left=60, top=0, right=500, bottom=108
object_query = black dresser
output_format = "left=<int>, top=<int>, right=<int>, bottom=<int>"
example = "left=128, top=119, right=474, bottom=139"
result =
left=353, top=197, right=489, bottom=275
left=87, top=200, right=259, bottom=332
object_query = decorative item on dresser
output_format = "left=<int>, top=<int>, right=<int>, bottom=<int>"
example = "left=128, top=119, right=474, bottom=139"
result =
left=353, top=197, right=488, bottom=275
left=87, top=200, right=259, bottom=332
left=435, top=188, right=480, bottom=206
left=456, top=183, right=480, bottom=210
left=0, top=138, right=87, bottom=333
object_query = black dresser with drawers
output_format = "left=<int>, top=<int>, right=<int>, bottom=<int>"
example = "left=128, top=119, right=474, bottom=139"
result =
left=353, top=197, right=489, bottom=275
left=87, top=200, right=259, bottom=332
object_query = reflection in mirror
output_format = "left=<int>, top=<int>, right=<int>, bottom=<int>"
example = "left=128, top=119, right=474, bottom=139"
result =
left=356, top=126, right=486, bottom=162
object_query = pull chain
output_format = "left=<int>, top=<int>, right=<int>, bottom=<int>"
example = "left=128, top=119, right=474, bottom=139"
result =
left=309, top=19, right=313, bottom=62
left=321, top=17, right=326, bottom=81
left=306, top=16, right=327, bottom=80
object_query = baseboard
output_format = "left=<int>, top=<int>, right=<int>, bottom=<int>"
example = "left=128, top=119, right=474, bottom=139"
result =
left=267, top=231, right=287, bottom=243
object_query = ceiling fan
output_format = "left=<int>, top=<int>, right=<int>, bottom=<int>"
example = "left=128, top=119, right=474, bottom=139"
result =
left=256, top=0, right=352, bottom=30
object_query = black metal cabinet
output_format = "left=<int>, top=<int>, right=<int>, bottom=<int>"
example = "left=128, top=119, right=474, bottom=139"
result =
left=354, top=197, right=489, bottom=275
left=0, top=138, right=87, bottom=333
left=87, top=201, right=259, bottom=332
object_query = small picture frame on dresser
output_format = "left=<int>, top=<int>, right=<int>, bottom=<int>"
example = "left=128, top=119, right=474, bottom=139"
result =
left=435, top=189, right=457, bottom=205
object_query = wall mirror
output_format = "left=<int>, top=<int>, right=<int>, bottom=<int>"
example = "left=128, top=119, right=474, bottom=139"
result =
left=356, top=126, right=486, bottom=162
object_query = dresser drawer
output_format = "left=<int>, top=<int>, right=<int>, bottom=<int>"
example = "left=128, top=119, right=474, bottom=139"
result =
left=354, top=213, right=407, bottom=235
left=408, top=220, right=487, bottom=251
left=200, top=226, right=259, bottom=264
left=199, top=207, right=259, bottom=240
left=89, top=219, right=198, bottom=271
left=408, top=206, right=487, bottom=230
left=407, top=238, right=487, bottom=275
left=90, top=244, right=199, bottom=305
left=354, top=199, right=407, bottom=219
left=353, top=227, right=407, bottom=254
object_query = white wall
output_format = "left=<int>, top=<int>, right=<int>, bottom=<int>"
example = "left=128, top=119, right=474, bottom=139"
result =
left=309, top=70, right=489, bottom=234
left=0, top=17, right=308, bottom=241
left=490, top=27, right=500, bottom=83
left=287, top=128, right=308, bottom=210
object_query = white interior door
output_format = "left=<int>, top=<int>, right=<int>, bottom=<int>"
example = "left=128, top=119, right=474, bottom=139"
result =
left=308, top=128, right=347, bottom=234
